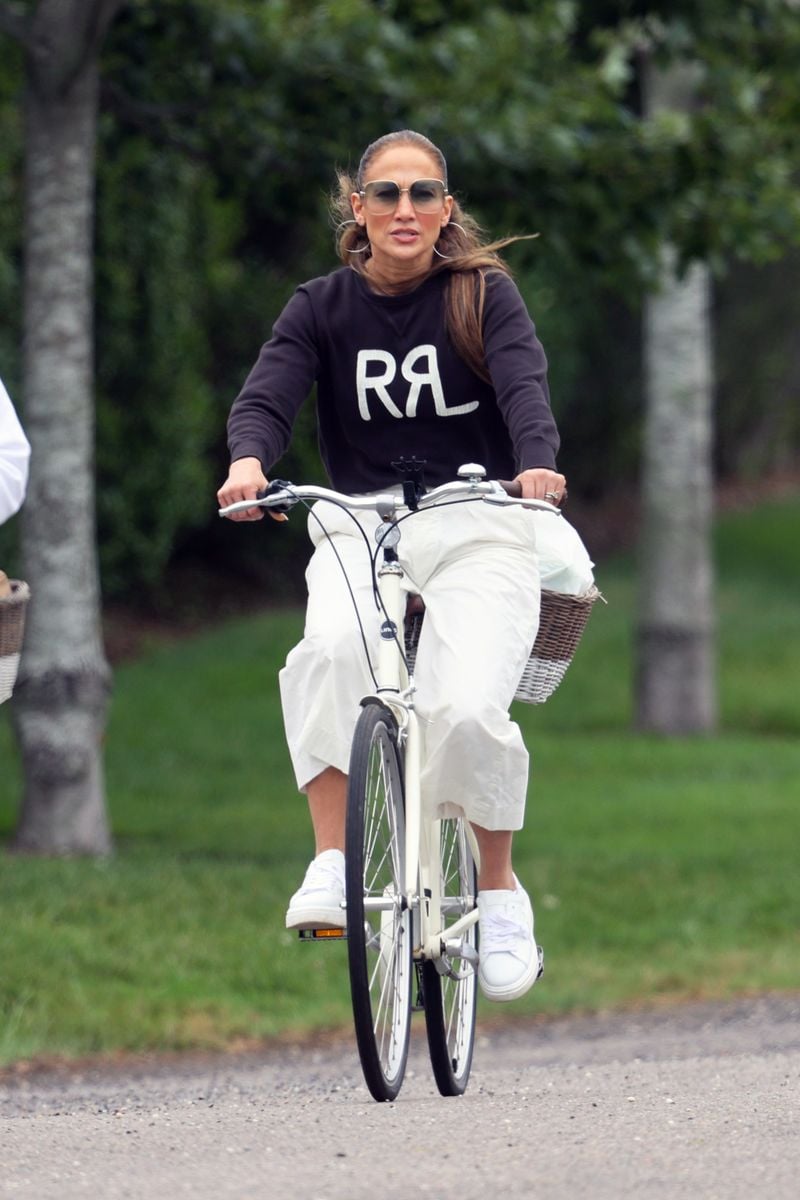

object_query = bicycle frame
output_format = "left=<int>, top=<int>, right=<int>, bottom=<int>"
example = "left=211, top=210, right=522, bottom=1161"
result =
left=364, top=543, right=479, bottom=968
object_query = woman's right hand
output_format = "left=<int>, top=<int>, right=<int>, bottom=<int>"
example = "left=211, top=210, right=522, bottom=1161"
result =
left=217, top=456, right=287, bottom=522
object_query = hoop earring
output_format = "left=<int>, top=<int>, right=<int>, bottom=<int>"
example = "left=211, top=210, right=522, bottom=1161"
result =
left=336, top=219, right=371, bottom=254
left=432, top=220, right=467, bottom=261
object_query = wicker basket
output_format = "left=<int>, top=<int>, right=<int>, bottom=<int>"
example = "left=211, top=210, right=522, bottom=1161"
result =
left=0, top=579, right=30, bottom=704
left=404, top=584, right=602, bottom=706
left=515, top=585, right=602, bottom=703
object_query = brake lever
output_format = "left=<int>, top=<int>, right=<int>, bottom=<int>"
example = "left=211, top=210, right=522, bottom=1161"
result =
left=257, top=479, right=296, bottom=514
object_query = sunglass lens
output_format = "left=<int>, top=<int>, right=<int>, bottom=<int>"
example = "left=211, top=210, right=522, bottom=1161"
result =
left=365, top=182, right=401, bottom=212
left=409, top=181, right=445, bottom=211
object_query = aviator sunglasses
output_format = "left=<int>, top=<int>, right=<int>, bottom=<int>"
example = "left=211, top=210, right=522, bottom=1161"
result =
left=359, top=178, right=448, bottom=215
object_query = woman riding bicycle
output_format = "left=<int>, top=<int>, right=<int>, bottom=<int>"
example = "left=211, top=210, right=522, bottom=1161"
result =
left=217, top=130, right=566, bottom=1003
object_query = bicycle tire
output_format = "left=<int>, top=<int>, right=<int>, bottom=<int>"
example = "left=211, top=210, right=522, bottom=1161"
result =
left=346, top=703, right=413, bottom=1102
left=421, top=818, right=478, bottom=1096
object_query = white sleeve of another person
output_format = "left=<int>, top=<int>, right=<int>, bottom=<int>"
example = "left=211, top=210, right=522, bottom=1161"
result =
left=0, top=377, right=31, bottom=525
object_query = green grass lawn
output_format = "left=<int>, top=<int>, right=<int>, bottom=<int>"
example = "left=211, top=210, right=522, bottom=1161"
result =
left=1, top=498, right=799, bottom=1065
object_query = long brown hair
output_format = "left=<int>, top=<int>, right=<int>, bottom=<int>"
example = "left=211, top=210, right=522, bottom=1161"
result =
left=332, top=131, right=535, bottom=382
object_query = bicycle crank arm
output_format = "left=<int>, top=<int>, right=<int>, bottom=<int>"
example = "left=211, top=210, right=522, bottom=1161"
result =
left=362, top=895, right=406, bottom=912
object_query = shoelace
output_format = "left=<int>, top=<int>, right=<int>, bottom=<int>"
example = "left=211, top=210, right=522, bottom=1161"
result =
left=481, top=911, right=531, bottom=958
left=302, top=860, right=344, bottom=894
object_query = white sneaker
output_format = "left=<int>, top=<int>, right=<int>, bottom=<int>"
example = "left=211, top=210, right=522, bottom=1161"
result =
left=477, top=877, right=544, bottom=1002
left=285, top=849, right=346, bottom=930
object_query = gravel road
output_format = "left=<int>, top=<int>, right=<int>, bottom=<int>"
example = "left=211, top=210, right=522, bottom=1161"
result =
left=2, top=994, right=798, bottom=1200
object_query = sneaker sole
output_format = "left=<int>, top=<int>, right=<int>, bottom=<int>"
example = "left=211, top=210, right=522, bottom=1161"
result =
left=479, top=945, right=544, bottom=1003
left=285, top=906, right=347, bottom=931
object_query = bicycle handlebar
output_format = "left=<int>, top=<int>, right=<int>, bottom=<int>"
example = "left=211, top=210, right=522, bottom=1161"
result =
left=218, top=474, right=562, bottom=519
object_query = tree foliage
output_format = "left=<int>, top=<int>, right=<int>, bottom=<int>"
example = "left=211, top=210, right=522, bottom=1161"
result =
left=1, top=0, right=799, bottom=597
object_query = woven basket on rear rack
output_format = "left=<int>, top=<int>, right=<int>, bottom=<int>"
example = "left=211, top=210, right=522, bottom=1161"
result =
left=0, top=580, right=30, bottom=704
left=404, top=584, right=602, bottom=706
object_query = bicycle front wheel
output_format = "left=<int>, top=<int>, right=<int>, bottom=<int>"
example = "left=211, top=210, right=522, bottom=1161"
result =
left=422, top=818, right=478, bottom=1096
left=346, top=703, right=413, bottom=1102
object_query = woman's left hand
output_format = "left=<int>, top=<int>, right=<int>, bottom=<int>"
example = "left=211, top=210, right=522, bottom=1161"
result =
left=515, top=467, right=567, bottom=506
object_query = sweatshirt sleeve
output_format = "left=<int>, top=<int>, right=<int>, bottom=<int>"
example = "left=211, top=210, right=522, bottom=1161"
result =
left=481, top=273, right=560, bottom=471
left=0, top=378, right=31, bottom=525
left=227, top=287, right=320, bottom=471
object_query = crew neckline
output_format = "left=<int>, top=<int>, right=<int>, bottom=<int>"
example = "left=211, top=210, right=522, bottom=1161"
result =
left=350, top=266, right=444, bottom=304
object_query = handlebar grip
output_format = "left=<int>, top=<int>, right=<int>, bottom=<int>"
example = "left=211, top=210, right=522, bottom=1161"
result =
left=498, top=479, right=567, bottom=506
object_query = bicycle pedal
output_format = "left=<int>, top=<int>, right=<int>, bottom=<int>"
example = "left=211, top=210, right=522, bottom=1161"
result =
left=298, top=927, right=348, bottom=941
left=443, top=938, right=479, bottom=966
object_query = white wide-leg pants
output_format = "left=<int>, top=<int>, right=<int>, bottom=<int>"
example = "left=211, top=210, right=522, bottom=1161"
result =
left=279, top=497, right=541, bottom=831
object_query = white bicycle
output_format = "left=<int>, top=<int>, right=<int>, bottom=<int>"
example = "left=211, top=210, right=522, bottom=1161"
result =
left=221, top=464, right=561, bottom=1101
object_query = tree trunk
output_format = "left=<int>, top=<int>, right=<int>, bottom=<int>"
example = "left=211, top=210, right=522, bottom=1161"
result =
left=635, top=60, right=716, bottom=734
left=11, top=27, right=111, bottom=852
left=636, top=249, right=716, bottom=732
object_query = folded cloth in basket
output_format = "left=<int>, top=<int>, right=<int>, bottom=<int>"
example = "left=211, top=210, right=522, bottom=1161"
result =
left=532, top=511, right=595, bottom=596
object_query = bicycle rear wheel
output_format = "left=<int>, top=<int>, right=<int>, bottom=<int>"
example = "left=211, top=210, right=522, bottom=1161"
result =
left=422, top=818, right=478, bottom=1096
left=346, top=703, right=413, bottom=1102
